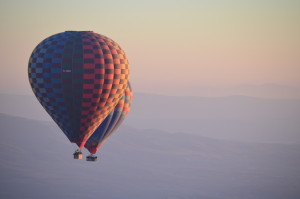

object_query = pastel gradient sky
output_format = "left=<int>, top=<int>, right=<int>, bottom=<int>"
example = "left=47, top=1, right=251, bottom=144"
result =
left=1, top=0, right=299, bottom=97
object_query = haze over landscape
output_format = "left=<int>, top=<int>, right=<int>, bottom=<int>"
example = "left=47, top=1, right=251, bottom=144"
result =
left=0, top=0, right=300, bottom=198
left=1, top=113, right=300, bottom=199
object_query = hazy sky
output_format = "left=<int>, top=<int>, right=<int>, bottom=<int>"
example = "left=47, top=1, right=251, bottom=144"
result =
left=0, top=0, right=299, bottom=97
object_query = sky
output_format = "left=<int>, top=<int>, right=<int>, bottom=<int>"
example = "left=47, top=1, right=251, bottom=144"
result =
left=0, top=0, right=299, bottom=97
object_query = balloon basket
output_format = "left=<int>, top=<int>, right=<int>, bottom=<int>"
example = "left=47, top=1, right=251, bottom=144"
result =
left=86, top=155, right=98, bottom=161
left=73, top=151, right=83, bottom=159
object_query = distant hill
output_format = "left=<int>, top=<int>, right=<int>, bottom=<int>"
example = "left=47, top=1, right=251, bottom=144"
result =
left=1, top=93, right=299, bottom=143
left=0, top=93, right=51, bottom=121
left=128, top=93, right=300, bottom=143
left=0, top=114, right=300, bottom=199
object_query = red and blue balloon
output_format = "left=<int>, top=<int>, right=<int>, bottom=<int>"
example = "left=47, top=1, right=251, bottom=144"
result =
left=28, top=31, right=132, bottom=156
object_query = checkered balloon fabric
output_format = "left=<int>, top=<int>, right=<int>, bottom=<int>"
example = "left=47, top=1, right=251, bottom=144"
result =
left=28, top=31, right=130, bottom=148
left=85, top=82, right=133, bottom=154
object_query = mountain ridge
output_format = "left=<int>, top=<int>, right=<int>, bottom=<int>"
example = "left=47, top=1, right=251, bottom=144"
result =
left=1, top=93, right=300, bottom=143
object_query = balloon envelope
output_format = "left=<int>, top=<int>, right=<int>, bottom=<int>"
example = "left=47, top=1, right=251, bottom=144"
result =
left=28, top=31, right=130, bottom=148
left=85, top=83, right=132, bottom=154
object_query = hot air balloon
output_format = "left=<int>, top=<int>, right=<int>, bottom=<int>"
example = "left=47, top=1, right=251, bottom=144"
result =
left=85, top=82, right=132, bottom=161
left=28, top=31, right=130, bottom=159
